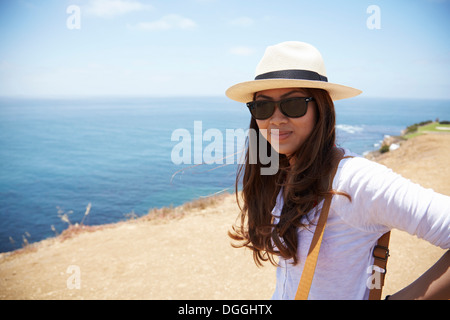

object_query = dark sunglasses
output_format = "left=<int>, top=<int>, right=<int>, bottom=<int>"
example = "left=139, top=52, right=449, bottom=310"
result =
left=246, top=97, right=314, bottom=120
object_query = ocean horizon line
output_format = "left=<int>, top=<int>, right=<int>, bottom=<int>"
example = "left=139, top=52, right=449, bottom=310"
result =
left=1, top=95, right=450, bottom=102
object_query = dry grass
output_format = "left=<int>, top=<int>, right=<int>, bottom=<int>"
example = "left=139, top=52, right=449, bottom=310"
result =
left=139, top=191, right=231, bottom=223
left=54, top=192, right=232, bottom=241
left=58, top=224, right=112, bottom=241
left=1, top=192, right=232, bottom=261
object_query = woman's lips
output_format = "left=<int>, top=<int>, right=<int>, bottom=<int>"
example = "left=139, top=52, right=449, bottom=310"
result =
left=270, top=130, right=292, bottom=141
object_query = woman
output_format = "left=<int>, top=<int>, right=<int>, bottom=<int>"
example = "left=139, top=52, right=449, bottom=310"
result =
left=226, top=41, right=450, bottom=300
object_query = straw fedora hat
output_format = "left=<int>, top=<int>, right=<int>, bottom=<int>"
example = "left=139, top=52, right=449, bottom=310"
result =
left=226, top=41, right=362, bottom=103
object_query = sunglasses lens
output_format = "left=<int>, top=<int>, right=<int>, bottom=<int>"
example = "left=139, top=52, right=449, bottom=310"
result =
left=249, top=101, right=275, bottom=120
left=281, top=98, right=308, bottom=117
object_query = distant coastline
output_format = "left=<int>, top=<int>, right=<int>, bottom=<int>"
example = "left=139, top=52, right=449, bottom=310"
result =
left=365, top=120, right=450, bottom=161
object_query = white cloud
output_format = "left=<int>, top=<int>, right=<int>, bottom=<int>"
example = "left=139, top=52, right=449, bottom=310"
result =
left=229, top=46, right=255, bottom=56
left=129, top=14, right=197, bottom=31
left=85, top=0, right=152, bottom=18
left=229, top=17, right=255, bottom=27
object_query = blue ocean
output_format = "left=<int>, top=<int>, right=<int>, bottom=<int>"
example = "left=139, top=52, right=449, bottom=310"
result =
left=0, top=96, right=449, bottom=253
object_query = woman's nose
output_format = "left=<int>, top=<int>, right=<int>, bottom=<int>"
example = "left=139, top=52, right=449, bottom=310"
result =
left=269, top=106, right=288, bottom=125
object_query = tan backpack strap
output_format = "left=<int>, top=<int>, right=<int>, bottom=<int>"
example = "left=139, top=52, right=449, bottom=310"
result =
left=294, top=192, right=333, bottom=300
left=295, top=153, right=351, bottom=300
left=369, top=231, right=391, bottom=300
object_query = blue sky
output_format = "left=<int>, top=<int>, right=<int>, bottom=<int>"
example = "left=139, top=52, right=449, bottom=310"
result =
left=0, top=0, right=449, bottom=99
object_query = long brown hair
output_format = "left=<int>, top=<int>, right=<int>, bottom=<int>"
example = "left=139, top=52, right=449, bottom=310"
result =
left=229, top=88, right=348, bottom=266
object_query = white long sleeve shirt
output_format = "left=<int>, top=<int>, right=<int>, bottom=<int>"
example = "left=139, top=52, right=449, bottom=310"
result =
left=271, top=149, right=450, bottom=300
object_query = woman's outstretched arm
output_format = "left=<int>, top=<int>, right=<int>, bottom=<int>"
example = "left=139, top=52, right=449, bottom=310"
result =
left=389, top=250, right=450, bottom=300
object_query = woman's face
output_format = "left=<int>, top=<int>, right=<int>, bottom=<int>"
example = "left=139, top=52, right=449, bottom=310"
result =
left=255, top=88, right=317, bottom=157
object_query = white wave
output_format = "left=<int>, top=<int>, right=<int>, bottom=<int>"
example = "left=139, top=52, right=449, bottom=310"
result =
left=336, top=124, right=364, bottom=134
